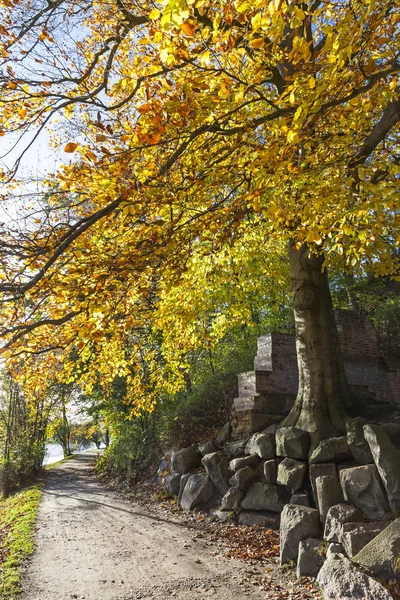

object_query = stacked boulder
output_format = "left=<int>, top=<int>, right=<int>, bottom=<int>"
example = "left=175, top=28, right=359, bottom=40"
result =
left=159, top=419, right=400, bottom=597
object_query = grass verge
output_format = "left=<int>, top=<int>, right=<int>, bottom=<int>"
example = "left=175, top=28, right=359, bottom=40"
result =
left=0, top=485, right=41, bottom=599
left=44, top=452, right=77, bottom=470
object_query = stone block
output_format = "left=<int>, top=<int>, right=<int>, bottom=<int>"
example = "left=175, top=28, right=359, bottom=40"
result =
left=315, top=475, right=344, bottom=523
left=339, top=464, right=389, bottom=520
left=346, top=417, right=373, bottom=465
left=178, top=473, right=191, bottom=504
left=354, top=518, right=400, bottom=580
left=229, top=454, right=259, bottom=472
left=263, top=459, right=277, bottom=483
left=277, top=458, right=307, bottom=492
left=221, top=487, right=244, bottom=511
left=198, top=440, right=217, bottom=456
left=224, top=439, right=248, bottom=458
left=202, top=452, right=230, bottom=496
left=317, top=555, right=393, bottom=600
left=238, top=510, right=280, bottom=528
left=364, top=424, right=400, bottom=515
left=340, top=521, right=387, bottom=557
left=296, top=538, right=325, bottom=578
left=164, top=472, right=181, bottom=496
left=276, top=427, right=310, bottom=460
left=326, top=542, right=345, bottom=558
left=380, top=423, right=400, bottom=448
left=324, top=503, right=363, bottom=543
left=180, top=473, right=214, bottom=511
left=245, top=432, right=275, bottom=459
left=171, top=447, right=202, bottom=474
left=229, top=466, right=258, bottom=491
left=310, top=437, right=351, bottom=464
left=280, top=504, right=321, bottom=564
left=290, top=491, right=311, bottom=507
left=242, top=482, right=289, bottom=512
left=309, top=463, right=337, bottom=508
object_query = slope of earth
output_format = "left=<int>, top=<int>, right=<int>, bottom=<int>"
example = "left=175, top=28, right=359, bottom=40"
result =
left=20, top=451, right=319, bottom=600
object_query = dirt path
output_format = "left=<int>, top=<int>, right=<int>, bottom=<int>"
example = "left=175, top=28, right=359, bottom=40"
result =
left=21, top=451, right=270, bottom=600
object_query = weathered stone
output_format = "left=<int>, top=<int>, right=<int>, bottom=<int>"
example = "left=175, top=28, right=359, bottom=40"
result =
left=229, top=454, right=259, bottom=472
left=178, top=473, right=191, bottom=503
left=221, top=487, right=244, bottom=511
left=242, top=482, right=289, bottom=513
left=245, top=432, right=275, bottom=459
left=216, top=422, right=231, bottom=446
left=198, top=440, right=217, bottom=456
left=364, top=424, right=400, bottom=515
left=324, top=503, right=363, bottom=543
left=315, top=475, right=344, bottom=523
left=346, top=417, right=373, bottom=465
left=309, top=463, right=337, bottom=506
left=171, top=447, right=202, bottom=474
left=276, top=427, right=310, bottom=460
left=290, top=491, right=311, bottom=507
left=263, top=459, right=277, bottom=483
left=277, top=458, right=307, bottom=492
left=211, top=509, right=235, bottom=522
left=202, top=452, right=230, bottom=496
left=340, top=521, right=387, bottom=558
left=157, top=459, right=170, bottom=475
left=326, top=542, right=345, bottom=558
left=238, top=510, right=280, bottom=528
left=224, top=439, right=248, bottom=458
left=354, top=518, right=400, bottom=580
left=280, top=504, right=321, bottom=564
left=229, top=466, right=258, bottom=491
left=380, top=423, right=400, bottom=448
left=296, top=538, right=325, bottom=578
left=180, top=473, right=214, bottom=511
left=317, top=554, right=393, bottom=600
left=339, top=464, right=389, bottom=520
left=310, top=437, right=351, bottom=464
left=164, top=472, right=181, bottom=496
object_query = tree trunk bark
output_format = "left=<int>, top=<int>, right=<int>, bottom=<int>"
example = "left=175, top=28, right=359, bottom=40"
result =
left=283, top=244, right=352, bottom=440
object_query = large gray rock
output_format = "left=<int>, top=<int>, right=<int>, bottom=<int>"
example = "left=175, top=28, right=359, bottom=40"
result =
left=364, top=424, right=400, bottom=515
left=242, top=482, right=289, bottom=512
left=317, top=554, right=393, bottom=599
left=171, top=447, right=202, bottom=474
left=224, top=439, right=248, bottom=458
left=339, top=464, right=390, bottom=520
left=263, top=459, right=277, bottom=483
left=290, top=491, right=311, bottom=507
left=202, top=452, right=230, bottom=496
left=296, top=538, right=325, bottom=578
left=164, top=472, right=181, bottom=496
left=280, top=504, right=321, bottom=564
left=276, top=427, right=310, bottom=460
left=198, top=440, right=217, bottom=456
left=326, top=542, right=345, bottom=558
left=238, top=511, right=280, bottom=528
left=229, top=466, right=258, bottom=491
left=221, top=487, right=244, bottom=511
left=346, top=418, right=373, bottom=465
left=354, top=518, right=400, bottom=580
left=309, top=462, right=337, bottom=506
left=245, top=433, right=275, bottom=459
left=180, top=474, right=214, bottom=511
left=324, top=503, right=363, bottom=543
left=310, top=437, right=351, bottom=464
left=157, top=459, right=170, bottom=475
left=178, top=473, right=191, bottom=503
left=229, top=454, right=259, bottom=472
left=315, top=475, right=344, bottom=523
left=277, top=458, right=307, bottom=492
left=340, top=521, right=387, bottom=557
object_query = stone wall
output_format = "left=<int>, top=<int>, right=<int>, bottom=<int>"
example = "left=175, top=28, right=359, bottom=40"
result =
left=231, top=310, right=400, bottom=439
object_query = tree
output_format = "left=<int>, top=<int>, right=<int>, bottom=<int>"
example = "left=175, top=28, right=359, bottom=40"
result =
left=0, top=0, right=398, bottom=440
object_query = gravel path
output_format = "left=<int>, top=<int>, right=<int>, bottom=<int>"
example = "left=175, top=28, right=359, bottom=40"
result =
left=21, top=451, right=267, bottom=600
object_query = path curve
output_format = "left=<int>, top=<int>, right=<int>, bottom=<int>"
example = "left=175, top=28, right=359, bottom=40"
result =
left=21, top=451, right=266, bottom=600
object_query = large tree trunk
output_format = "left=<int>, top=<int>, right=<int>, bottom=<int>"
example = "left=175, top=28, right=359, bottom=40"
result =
left=283, top=244, right=352, bottom=441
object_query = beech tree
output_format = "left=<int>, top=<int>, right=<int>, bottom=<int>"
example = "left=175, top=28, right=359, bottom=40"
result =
left=0, top=0, right=398, bottom=440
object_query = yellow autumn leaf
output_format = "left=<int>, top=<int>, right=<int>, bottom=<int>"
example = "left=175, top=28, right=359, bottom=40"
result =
left=18, top=108, right=27, bottom=118
left=149, top=8, right=160, bottom=20
left=250, top=37, right=265, bottom=49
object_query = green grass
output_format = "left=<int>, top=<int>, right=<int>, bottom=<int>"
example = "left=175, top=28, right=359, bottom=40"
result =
left=0, top=485, right=41, bottom=599
left=44, top=452, right=76, bottom=469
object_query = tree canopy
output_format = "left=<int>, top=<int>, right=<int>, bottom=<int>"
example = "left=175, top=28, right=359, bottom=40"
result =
left=0, top=0, right=398, bottom=412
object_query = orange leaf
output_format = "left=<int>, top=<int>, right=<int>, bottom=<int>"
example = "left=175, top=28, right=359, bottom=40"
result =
left=182, top=21, right=195, bottom=36
left=64, top=142, right=78, bottom=153
left=18, top=108, right=27, bottom=118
